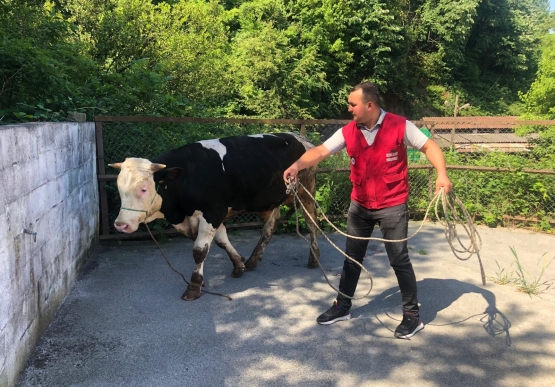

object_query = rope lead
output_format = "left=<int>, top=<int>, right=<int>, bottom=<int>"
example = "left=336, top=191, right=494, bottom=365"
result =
left=287, top=179, right=486, bottom=300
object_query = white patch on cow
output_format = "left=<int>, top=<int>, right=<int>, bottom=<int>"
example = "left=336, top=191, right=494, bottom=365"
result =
left=173, top=211, right=202, bottom=239
left=214, top=224, right=241, bottom=257
left=248, top=134, right=278, bottom=139
left=198, top=139, right=227, bottom=171
left=145, top=210, right=165, bottom=223
left=194, top=212, right=216, bottom=259
left=195, top=262, right=204, bottom=277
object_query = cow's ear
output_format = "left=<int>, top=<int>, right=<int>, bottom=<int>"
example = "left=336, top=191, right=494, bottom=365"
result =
left=158, top=167, right=183, bottom=182
left=108, top=162, right=123, bottom=170
left=150, top=163, right=166, bottom=172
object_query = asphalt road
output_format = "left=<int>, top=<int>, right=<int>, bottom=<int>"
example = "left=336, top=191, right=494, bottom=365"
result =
left=16, top=222, right=555, bottom=387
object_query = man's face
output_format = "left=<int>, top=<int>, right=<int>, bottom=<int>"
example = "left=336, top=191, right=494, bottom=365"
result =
left=347, top=89, right=373, bottom=124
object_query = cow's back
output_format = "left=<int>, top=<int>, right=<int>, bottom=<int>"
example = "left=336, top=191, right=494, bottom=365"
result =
left=219, top=133, right=306, bottom=212
left=152, top=133, right=309, bottom=218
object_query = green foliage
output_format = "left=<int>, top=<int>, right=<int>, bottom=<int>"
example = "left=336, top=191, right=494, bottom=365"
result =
left=0, top=0, right=552, bottom=123
left=521, top=32, right=555, bottom=119
left=276, top=204, right=309, bottom=234
left=439, top=150, right=555, bottom=227
left=286, top=0, right=406, bottom=116
left=518, top=33, right=555, bottom=167
left=491, top=260, right=514, bottom=285
left=312, top=144, right=555, bottom=230
left=227, top=0, right=328, bottom=118
left=0, top=0, right=97, bottom=122
left=510, top=246, right=554, bottom=295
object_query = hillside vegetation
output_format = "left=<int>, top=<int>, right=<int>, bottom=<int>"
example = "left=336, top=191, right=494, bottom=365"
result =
left=1, top=0, right=554, bottom=123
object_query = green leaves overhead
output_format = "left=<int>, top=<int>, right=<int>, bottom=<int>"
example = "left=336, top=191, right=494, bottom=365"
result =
left=417, top=0, right=480, bottom=69
left=0, top=0, right=552, bottom=123
left=522, top=34, right=555, bottom=119
left=228, top=0, right=328, bottom=118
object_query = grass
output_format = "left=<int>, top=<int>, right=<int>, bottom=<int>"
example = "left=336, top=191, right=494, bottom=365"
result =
left=510, top=246, right=554, bottom=295
left=491, top=260, right=514, bottom=285
left=491, top=246, right=554, bottom=296
left=408, top=246, right=428, bottom=255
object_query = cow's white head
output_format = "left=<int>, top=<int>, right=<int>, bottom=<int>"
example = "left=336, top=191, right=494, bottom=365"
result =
left=108, top=158, right=166, bottom=233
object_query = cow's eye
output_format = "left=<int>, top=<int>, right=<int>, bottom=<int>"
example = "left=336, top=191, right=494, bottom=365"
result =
left=141, top=188, right=147, bottom=193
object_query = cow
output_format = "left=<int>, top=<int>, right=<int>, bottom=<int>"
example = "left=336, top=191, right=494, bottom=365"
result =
left=108, top=133, right=320, bottom=300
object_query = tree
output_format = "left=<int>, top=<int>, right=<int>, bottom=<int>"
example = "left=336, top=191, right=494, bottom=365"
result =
left=286, top=0, right=406, bottom=116
left=521, top=34, right=555, bottom=119
left=56, top=0, right=235, bottom=117
left=227, top=0, right=328, bottom=118
left=519, top=32, right=555, bottom=165
left=1, top=0, right=551, bottom=123
left=0, top=0, right=97, bottom=122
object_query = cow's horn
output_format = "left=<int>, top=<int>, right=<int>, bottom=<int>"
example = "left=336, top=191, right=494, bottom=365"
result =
left=108, top=162, right=123, bottom=170
left=150, top=163, right=166, bottom=172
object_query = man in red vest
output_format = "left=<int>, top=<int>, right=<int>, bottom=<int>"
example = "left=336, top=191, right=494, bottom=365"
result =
left=283, top=81, right=452, bottom=339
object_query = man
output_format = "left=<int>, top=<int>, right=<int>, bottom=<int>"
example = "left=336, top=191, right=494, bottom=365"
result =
left=283, top=81, right=452, bottom=339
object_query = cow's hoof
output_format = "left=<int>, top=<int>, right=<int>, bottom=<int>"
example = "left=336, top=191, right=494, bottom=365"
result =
left=244, top=257, right=259, bottom=270
left=181, top=285, right=201, bottom=301
left=231, top=266, right=245, bottom=278
left=307, top=259, right=319, bottom=269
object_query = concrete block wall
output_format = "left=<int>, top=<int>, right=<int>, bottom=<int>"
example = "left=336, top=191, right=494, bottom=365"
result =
left=0, top=122, right=99, bottom=387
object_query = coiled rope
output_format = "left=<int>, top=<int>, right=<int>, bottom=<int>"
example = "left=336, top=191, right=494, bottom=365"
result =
left=286, top=179, right=486, bottom=300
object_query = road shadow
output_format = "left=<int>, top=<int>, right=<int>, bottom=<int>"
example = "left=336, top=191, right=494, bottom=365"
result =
left=16, top=231, right=555, bottom=387
left=353, top=278, right=512, bottom=346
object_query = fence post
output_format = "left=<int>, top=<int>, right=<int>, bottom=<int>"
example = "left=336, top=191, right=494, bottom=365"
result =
left=428, top=124, right=436, bottom=200
left=95, top=121, right=111, bottom=237
left=300, top=123, right=306, bottom=137
left=428, top=168, right=434, bottom=200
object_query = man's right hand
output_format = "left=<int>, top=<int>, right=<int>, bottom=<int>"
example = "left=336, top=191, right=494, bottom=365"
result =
left=283, top=145, right=331, bottom=184
left=283, top=163, right=299, bottom=184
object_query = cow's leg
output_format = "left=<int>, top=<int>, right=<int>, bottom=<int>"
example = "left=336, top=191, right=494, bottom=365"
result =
left=244, top=207, right=280, bottom=270
left=298, top=187, right=321, bottom=269
left=182, top=216, right=216, bottom=301
left=214, top=224, right=246, bottom=278
left=297, top=166, right=320, bottom=268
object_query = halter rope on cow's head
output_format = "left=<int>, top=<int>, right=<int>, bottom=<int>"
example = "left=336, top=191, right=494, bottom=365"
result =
left=108, top=158, right=167, bottom=233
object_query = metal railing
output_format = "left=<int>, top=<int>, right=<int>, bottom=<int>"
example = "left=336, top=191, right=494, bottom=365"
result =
left=95, top=116, right=555, bottom=239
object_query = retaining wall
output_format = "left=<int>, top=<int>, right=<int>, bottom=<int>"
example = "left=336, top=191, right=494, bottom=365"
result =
left=0, top=122, right=98, bottom=387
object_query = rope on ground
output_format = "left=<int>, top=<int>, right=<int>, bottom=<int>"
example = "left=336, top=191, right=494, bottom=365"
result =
left=145, top=223, right=233, bottom=300
left=286, top=179, right=486, bottom=301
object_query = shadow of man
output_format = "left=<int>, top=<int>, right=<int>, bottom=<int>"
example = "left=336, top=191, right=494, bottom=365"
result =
left=355, top=278, right=512, bottom=345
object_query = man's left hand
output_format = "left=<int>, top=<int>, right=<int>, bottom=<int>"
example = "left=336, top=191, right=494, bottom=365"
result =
left=436, top=174, right=452, bottom=194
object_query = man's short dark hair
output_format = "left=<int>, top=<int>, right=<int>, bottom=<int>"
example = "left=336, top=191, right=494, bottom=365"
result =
left=351, top=82, right=381, bottom=106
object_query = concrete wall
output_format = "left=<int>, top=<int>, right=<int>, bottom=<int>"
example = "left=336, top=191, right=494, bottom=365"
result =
left=0, top=122, right=99, bottom=387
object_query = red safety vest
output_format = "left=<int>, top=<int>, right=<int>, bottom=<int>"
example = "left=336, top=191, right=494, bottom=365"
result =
left=342, top=112, right=409, bottom=209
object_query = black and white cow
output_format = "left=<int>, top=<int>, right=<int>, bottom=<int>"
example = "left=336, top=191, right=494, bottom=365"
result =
left=109, top=133, right=320, bottom=300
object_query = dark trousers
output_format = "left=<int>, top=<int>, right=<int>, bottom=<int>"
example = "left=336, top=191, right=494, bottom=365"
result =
left=336, top=201, right=419, bottom=314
